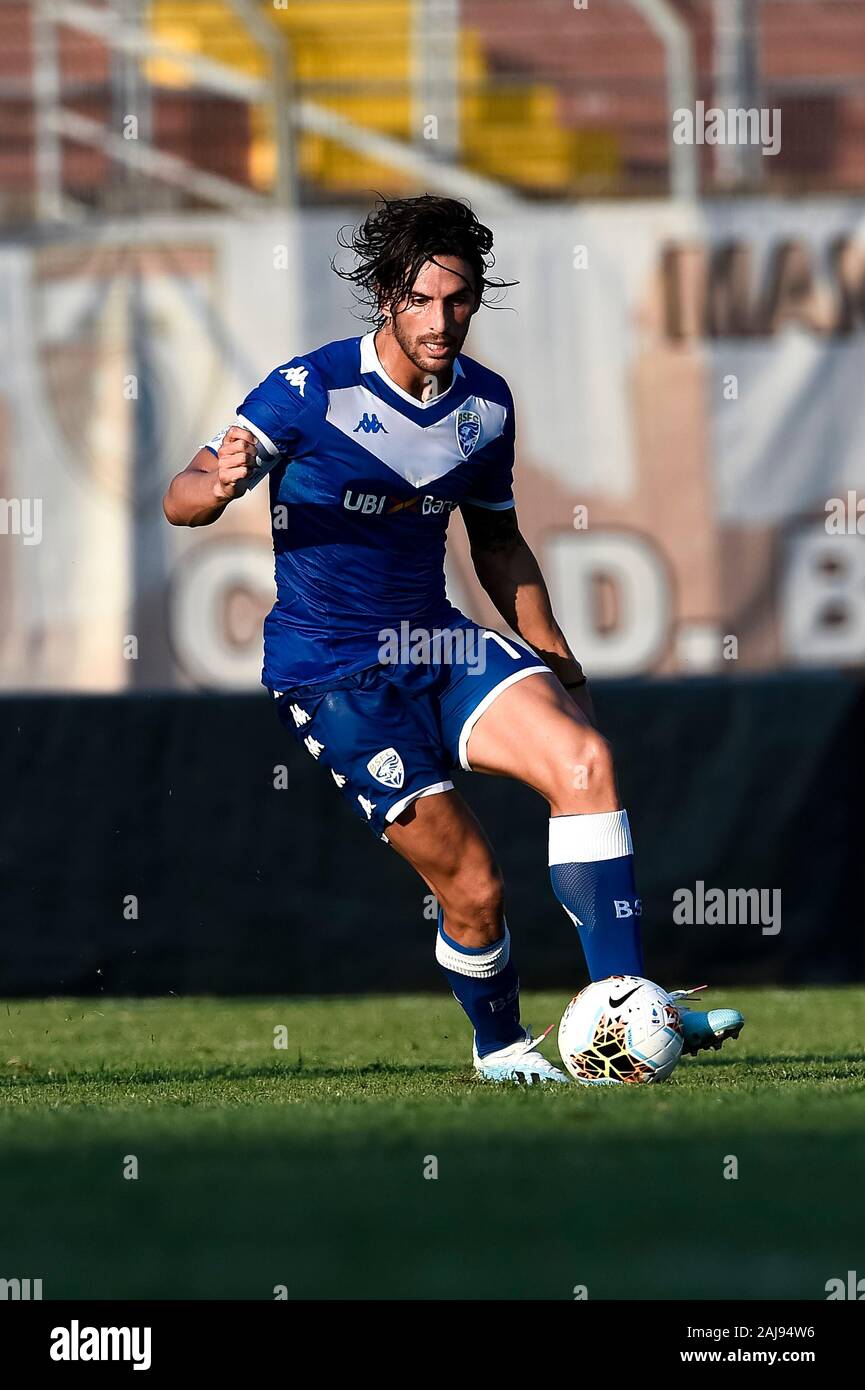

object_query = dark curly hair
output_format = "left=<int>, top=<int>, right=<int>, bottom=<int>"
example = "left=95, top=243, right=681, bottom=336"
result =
left=332, top=193, right=517, bottom=325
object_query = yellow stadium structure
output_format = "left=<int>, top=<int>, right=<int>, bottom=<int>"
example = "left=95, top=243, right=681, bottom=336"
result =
left=147, top=0, right=620, bottom=196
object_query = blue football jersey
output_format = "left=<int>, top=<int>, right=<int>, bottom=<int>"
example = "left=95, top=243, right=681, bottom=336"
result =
left=206, top=331, right=516, bottom=689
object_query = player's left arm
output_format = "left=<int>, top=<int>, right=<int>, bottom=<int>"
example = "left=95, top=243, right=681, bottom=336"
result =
left=462, top=502, right=595, bottom=722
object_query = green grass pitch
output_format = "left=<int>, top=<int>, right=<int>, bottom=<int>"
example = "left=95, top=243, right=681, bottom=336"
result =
left=1, top=988, right=863, bottom=1300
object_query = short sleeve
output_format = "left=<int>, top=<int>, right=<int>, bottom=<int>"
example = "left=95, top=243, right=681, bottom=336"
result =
left=461, top=393, right=515, bottom=511
left=235, top=358, right=316, bottom=460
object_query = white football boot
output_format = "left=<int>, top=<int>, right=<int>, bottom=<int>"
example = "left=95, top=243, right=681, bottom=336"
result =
left=473, top=1024, right=570, bottom=1085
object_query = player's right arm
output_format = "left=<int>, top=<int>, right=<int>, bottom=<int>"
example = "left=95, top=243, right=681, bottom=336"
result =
left=162, top=426, right=257, bottom=527
left=165, top=354, right=316, bottom=526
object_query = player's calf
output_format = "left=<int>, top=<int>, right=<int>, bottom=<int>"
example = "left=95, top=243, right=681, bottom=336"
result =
left=435, top=868, right=504, bottom=949
left=387, top=791, right=523, bottom=1060
left=533, top=720, right=643, bottom=980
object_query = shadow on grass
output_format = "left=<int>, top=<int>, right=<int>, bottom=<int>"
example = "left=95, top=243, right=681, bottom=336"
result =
left=0, top=1119, right=863, bottom=1300
left=4, top=1055, right=863, bottom=1093
left=739, top=1053, right=865, bottom=1065
left=0, top=1060, right=460, bottom=1089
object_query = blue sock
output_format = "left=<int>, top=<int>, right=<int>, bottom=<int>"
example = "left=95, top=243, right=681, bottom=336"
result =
left=435, top=911, right=523, bottom=1058
left=549, top=810, right=644, bottom=980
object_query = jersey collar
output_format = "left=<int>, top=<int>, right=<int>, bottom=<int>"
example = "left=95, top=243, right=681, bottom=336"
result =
left=360, top=330, right=464, bottom=410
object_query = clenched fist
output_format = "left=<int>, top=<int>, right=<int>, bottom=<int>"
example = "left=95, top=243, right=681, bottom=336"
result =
left=214, top=426, right=257, bottom=501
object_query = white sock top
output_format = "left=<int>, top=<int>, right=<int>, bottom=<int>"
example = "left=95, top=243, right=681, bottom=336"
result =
left=548, top=809, right=633, bottom=866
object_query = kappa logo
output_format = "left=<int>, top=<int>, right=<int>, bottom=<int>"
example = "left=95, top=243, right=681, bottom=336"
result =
left=358, top=795, right=376, bottom=819
left=303, top=735, right=324, bottom=759
left=353, top=412, right=388, bottom=435
left=331, top=770, right=347, bottom=788
left=366, top=747, right=405, bottom=789
left=279, top=365, right=308, bottom=396
left=456, top=409, right=481, bottom=459
left=289, top=703, right=310, bottom=727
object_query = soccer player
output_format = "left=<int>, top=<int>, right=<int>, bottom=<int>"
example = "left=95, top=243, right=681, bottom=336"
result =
left=164, top=195, right=744, bottom=1084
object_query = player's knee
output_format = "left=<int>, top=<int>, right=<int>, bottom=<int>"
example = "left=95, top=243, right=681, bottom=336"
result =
left=579, top=730, right=615, bottom=785
left=548, top=728, right=616, bottom=810
left=440, top=864, right=505, bottom=945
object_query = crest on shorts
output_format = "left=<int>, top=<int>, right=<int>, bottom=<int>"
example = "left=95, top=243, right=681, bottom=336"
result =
left=367, top=747, right=405, bottom=789
left=456, top=410, right=481, bottom=459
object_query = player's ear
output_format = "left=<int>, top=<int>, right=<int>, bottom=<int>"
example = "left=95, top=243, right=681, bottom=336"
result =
left=378, top=295, right=392, bottom=325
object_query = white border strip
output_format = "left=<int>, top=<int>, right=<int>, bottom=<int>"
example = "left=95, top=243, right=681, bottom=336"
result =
left=458, top=666, right=549, bottom=771
left=236, top=412, right=279, bottom=457
left=548, top=809, right=633, bottom=865
left=384, top=779, right=454, bottom=824
left=359, top=331, right=464, bottom=411
left=435, top=925, right=511, bottom=979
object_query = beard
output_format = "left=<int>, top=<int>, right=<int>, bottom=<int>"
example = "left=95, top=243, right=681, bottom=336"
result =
left=389, top=313, right=465, bottom=375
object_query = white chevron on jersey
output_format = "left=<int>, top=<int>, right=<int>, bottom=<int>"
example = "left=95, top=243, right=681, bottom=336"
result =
left=359, top=329, right=465, bottom=409
left=325, top=385, right=508, bottom=489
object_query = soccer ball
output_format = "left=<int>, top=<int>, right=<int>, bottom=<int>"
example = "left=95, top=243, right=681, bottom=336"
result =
left=558, top=975, right=684, bottom=1085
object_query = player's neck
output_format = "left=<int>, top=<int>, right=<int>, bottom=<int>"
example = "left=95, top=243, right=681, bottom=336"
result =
left=373, top=327, right=452, bottom=403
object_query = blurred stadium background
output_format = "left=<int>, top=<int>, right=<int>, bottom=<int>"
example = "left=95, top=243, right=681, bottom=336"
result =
left=2, top=0, right=864, bottom=995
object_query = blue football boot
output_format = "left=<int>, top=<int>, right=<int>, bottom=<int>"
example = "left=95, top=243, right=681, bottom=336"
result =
left=669, top=986, right=745, bottom=1054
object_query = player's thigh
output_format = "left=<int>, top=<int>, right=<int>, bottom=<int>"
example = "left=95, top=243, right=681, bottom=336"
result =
left=273, top=674, right=448, bottom=840
left=465, top=670, right=618, bottom=809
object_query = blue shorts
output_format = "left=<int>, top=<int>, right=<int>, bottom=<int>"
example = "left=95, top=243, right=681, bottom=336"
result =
left=270, top=620, right=550, bottom=838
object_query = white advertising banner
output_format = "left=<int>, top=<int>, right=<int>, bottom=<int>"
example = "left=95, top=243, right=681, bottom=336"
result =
left=1, top=199, right=864, bottom=689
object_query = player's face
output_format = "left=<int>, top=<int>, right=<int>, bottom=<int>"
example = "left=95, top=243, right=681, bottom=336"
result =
left=388, top=256, right=478, bottom=374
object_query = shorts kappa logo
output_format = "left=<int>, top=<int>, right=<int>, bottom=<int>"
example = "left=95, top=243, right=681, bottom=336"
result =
left=366, top=747, right=405, bottom=789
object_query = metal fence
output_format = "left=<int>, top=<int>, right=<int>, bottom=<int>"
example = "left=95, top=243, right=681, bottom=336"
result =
left=3, top=0, right=865, bottom=228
